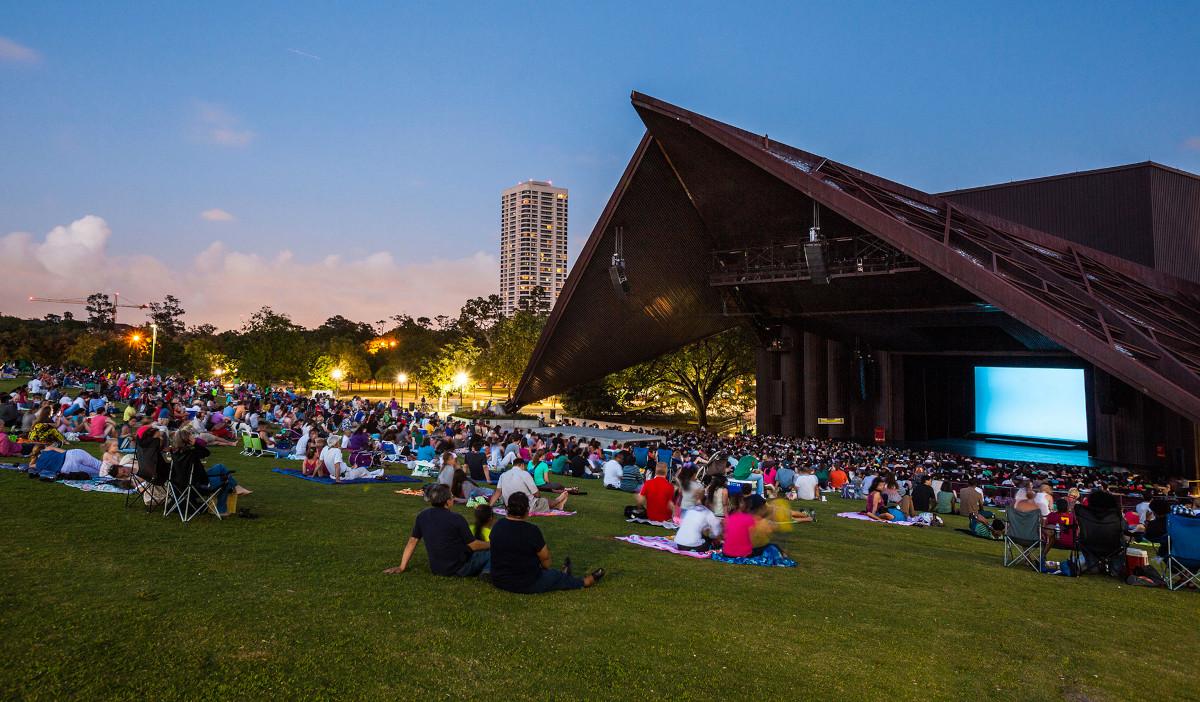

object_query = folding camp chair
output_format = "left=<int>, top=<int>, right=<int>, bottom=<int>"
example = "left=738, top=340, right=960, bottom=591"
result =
left=125, top=454, right=168, bottom=512
left=1164, top=514, right=1200, bottom=591
left=239, top=433, right=256, bottom=456
left=163, top=457, right=225, bottom=522
left=632, top=446, right=649, bottom=469
left=1003, top=508, right=1044, bottom=570
left=380, top=441, right=400, bottom=463
left=1075, top=505, right=1126, bottom=577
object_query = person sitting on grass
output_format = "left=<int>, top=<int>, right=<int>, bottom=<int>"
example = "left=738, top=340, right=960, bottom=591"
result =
left=0, top=430, right=31, bottom=457
left=86, top=407, right=116, bottom=441
left=635, top=462, right=675, bottom=523
left=487, top=492, right=603, bottom=593
left=384, top=483, right=490, bottom=578
left=531, top=449, right=565, bottom=493
left=320, top=435, right=386, bottom=482
left=721, top=492, right=769, bottom=558
left=862, top=479, right=899, bottom=521
left=675, top=490, right=722, bottom=552
left=451, top=469, right=495, bottom=505
left=911, top=475, right=936, bottom=514
left=793, top=465, right=820, bottom=501
left=473, top=504, right=495, bottom=542
left=301, top=444, right=327, bottom=478
left=99, top=439, right=131, bottom=478
left=675, top=464, right=704, bottom=516
left=935, top=482, right=957, bottom=515
left=489, top=457, right=570, bottom=514
left=619, top=451, right=644, bottom=493
left=732, top=451, right=764, bottom=496
left=601, top=451, right=624, bottom=490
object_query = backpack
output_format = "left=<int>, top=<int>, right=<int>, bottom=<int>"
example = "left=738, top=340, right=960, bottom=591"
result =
left=1126, top=565, right=1167, bottom=588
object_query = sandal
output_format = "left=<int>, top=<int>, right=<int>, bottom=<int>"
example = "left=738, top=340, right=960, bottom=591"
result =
left=237, top=508, right=259, bottom=519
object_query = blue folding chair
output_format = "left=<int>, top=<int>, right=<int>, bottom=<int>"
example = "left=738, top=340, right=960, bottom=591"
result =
left=633, top=446, right=649, bottom=468
left=656, top=448, right=673, bottom=467
left=1164, top=514, right=1200, bottom=591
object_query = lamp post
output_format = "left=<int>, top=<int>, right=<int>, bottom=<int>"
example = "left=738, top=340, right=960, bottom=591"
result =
left=149, top=323, right=158, bottom=376
left=455, top=372, right=468, bottom=409
left=331, top=368, right=344, bottom=398
left=397, top=373, right=407, bottom=407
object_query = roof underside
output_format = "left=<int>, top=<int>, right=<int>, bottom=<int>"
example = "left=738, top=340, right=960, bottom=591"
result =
left=512, top=93, right=1200, bottom=425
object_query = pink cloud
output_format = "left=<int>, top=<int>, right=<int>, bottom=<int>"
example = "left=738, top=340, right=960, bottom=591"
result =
left=4, top=216, right=498, bottom=330
left=0, top=37, right=39, bottom=64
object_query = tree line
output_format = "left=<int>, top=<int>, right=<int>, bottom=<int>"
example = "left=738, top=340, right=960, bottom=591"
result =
left=2, top=287, right=755, bottom=426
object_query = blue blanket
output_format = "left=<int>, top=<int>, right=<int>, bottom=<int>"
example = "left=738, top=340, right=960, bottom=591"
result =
left=271, top=468, right=421, bottom=485
left=710, top=545, right=796, bottom=568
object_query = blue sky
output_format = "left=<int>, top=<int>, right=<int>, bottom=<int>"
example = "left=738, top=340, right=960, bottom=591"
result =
left=2, top=2, right=1198, bottom=328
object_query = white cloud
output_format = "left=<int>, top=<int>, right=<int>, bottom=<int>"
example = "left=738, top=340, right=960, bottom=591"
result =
left=3, top=216, right=497, bottom=330
left=192, top=102, right=256, bottom=147
left=1185, top=137, right=1200, bottom=152
left=0, top=37, right=39, bottom=64
left=200, top=209, right=235, bottom=221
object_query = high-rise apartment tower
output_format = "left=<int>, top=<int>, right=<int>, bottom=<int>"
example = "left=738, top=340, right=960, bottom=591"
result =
left=500, top=180, right=568, bottom=316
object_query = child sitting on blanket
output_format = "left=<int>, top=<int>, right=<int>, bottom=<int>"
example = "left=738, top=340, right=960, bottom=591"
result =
left=302, top=445, right=327, bottom=478
left=473, top=504, right=494, bottom=542
left=675, top=491, right=722, bottom=552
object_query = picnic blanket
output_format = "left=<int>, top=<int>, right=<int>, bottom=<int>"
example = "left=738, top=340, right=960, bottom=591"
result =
left=614, top=534, right=712, bottom=559
left=836, top=511, right=920, bottom=526
left=492, top=507, right=576, bottom=517
left=625, top=517, right=678, bottom=530
left=710, top=545, right=796, bottom=568
left=60, top=479, right=134, bottom=495
left=272, top=468, right=421, bottom=485
left=395, top=488, right=426, bottom=496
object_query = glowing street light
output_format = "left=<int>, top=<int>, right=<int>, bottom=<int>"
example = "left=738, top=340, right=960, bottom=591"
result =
left=397, top=373, right=407, bottom=406
left=455, top=372, right=469, bottom=407
left=131, top=334, right=141, bottom=342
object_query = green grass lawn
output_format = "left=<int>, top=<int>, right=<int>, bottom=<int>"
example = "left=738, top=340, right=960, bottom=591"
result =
left=0, top=397, right=1197, bottom=699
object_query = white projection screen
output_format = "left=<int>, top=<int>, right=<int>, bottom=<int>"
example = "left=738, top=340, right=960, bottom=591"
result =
left=973, top=367, right=1088, bottom=442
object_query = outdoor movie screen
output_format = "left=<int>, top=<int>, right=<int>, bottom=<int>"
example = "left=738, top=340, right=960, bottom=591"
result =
left=973, top=366, right=1088, bottom=442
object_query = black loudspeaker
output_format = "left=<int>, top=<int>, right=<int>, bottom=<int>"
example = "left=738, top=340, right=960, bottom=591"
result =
left=803, top=241, right=831, bottom=284
left=609, top=263, right=630, bottom=296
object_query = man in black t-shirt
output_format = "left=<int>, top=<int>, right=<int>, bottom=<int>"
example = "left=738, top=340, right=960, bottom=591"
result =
left=385, top=484, right=490, bottom=577
left=464, top=443, right=490, bottom=483
left=567, top=448, right=589, bottom=478
left=911, top=475, right=936, bottom=513
left=488, top=492, right=605, bottom=594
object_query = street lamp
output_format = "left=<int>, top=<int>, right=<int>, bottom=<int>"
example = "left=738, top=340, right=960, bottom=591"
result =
left=149, top=323, right=158, bottom=376
left=397, top=373, right=407, bottom=406
left=455, top=372, right=468, bottom=407
left=331, top=368, right=344, bottom=398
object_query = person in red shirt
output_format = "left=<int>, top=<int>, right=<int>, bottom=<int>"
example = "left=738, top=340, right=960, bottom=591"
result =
left=828, top=465, right=848, bottom=490
left=637, top=464, right=676, bottom=523
left=1042, top=498, right=1076, bottom=550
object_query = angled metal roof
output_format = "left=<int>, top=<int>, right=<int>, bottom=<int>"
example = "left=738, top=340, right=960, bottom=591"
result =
left=512, top=92, right=1200, bottom=425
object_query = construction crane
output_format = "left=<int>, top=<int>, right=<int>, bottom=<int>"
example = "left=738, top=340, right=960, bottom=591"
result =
left=29, top=292, right=149, bottom=327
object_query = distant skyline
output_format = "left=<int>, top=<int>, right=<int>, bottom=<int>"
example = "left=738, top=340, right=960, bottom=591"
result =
left=2, top=2, right=1198, bottom=329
